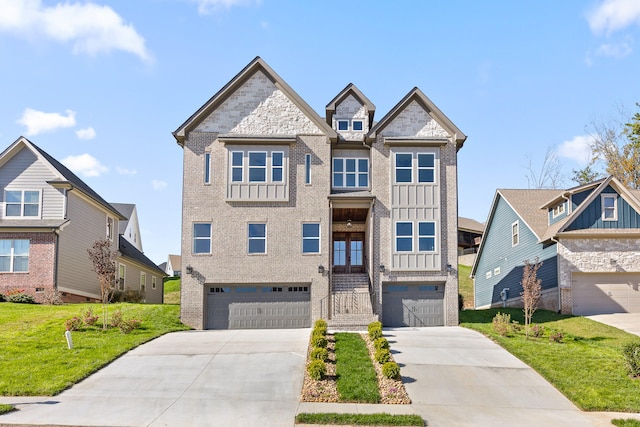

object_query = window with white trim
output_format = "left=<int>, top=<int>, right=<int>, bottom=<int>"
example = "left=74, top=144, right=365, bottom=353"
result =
left=230, top=150, right=287, bottom=184
left=0, top=239, right=29, bottom=272
left=272, top=152, right=284, bottom=182
left=512, top=221, right=519, bottom=246
left=352, top=120, right=364, bottom=131
left=333, top=158, right=369, bottom=188
left=302, top=223, right=320, bottom=254
left=395, top=222, right=413, bottom=252
left=417, top=153, right=435, bottom=183
left=193, top=223, right=212, bottom=254
left=418, top=222, right=436, bottom=252
left=337, top=120, right=349, bottom=131
left=305, top=154, right=311, bottom=185
left=231, top=151, right=243, bottom=182
left=118, top=264, right=126, bottom=290
left=152, top=276, right=157, bottom=290
left=248, top=223, right=266, bottom=254
left=394, top=153, right=413, bottom=183
left=552, top=203, right=565, bottom=218
left=204, top=152, right=211, bottom=184
left=106, top=217, right=114, bottom=240
left=248, top=152, right=267, bottom=182
left=140, top=272, right=146, bottom=292
left=5, top=190, right=40, bottom=217
left=602, top=194, right=618, bottom=221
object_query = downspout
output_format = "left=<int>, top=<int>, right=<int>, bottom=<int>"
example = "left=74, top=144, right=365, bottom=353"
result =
left=328, top=199, right=333, bottom=320
left=550, top=235, right=561, bottom=313
left=53, top=229, right=60, bottom=292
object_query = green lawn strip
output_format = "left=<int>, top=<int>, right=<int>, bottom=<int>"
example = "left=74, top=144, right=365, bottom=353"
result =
left=458, top=264, right=473, bottom=308
left=163, top=277, right=181, bottom=304
left=0, top=302, right=189, bottom=396
left=295, top=412, right=423, bottom=426
left=334, top=333, right=380, bottom=403
left=0, top=404, right=14, bottom=414
left=460, top=308, right=640, bottom=412
left=612, top=419, right=640, bottom=427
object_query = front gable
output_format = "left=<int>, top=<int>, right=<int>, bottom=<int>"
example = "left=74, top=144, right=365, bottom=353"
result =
left=380, top=100, right=448, bottom=139
left=566, top=185, right=640, bottom=230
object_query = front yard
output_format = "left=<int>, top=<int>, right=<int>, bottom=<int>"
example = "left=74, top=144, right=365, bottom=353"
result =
left=460, top=308, right=640, bottom=412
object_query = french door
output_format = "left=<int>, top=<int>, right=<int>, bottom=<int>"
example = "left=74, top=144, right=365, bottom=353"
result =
left=333, top=232, right=364, bottom=274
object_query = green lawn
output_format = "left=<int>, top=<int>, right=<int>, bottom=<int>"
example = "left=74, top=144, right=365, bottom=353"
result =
left=295, top=413, right=423, bottom=426
left=334, top=333, right=380, bottom=403
left=458, top=264, right=474, bottom=309
left=163, top=277, right=180, bottom=304
left=0, top=302, right=189, bottom=396
left=460, top=308, right=640, bottom=412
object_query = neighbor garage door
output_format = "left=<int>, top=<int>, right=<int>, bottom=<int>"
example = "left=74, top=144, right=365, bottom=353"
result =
left=206, top=285, right=311, bottom=329
left=382, top=283, right=444, bottom=327
left=572, top=273, right=640, bottom=315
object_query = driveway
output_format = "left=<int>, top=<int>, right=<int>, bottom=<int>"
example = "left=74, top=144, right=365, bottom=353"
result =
left=587, top=313, right=640, bottom=337
left=1, top=329, right=310, bottom=427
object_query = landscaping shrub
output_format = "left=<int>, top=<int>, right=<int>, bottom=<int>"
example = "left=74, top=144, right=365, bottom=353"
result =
left=7, top=292, right=35, bottom=304
left=549, top=331, right=564, bottom=343
left=314, top=319, right=328, bottom=330
left=82, top=307, right=99, bottom=326
left=110, top=309, right=124, bottom=327
left=382, top=361, right=400, bottom=379
left=375, top=348, right=391, bottom=364
left=368, top=321, right=383, bottom=340
left=307, top=359, right=326, bottom=380
left=311, top=334, right=328, bottom=348
left=310, top=347, right=329, bottom=362
left=511, top=320, right=522, bottom=333
left=313, top=323, right=327, bottom=337
left=64, top=316, right=83, bottom=331
left=110, top=289, right=144, bottom=303
left=40, top=288, right=63, bottom=305
left=374, top=337, right=389, bottom=351
left=531, top=324, right=545, bottom=338
left=118, top=319, right=141, bottom=334
left=492, top=312, right=511, bottom=336
left=622, top=342, right=640, bottom=377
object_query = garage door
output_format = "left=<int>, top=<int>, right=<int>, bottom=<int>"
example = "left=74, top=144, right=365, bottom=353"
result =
left=572, top=273, right=640, bottom=315
left=382, top=283, right=444, bottom=327
left=206, top=285, right=310, bottom=329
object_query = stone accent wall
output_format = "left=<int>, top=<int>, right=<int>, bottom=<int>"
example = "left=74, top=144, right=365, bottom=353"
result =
left=381, top=101, right=449, bottom=138
left=334, top=94, right=368, bottom=141
left=0, top=232, right=56, bottom=303
left=557, top=237, right=640, bottom=314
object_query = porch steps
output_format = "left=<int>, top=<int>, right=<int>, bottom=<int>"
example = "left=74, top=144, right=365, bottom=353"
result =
left=332, top=274, right=370, bottom=292
left=327, top=313, right=379, bottom=332
left=328, top=274, right=377, bottom=331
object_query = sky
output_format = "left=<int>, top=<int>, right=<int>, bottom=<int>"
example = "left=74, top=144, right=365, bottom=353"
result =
left=1, top=0, right=639, bottom=265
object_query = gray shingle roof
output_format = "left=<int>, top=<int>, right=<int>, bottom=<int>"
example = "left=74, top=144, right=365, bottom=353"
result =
left=118, top=236, right=165, bottom=276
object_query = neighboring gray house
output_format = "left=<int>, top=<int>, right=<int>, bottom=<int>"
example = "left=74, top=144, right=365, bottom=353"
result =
left=174, top=57, right=467, bottom=330
left=166, top=254, right=181, bottom=277
left=0, top=136, right=164, bottom=303
left=472, top=176, right=640, bottom=315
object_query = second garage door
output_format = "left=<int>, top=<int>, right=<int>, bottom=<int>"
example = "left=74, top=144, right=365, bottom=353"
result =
left=572, top=273, right=640, bottom=315
left=206, top=285, right=311, bottom=329
left=382, top=283, right=444, bottom=327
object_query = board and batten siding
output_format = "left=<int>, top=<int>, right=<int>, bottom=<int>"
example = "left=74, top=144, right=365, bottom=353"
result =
left=57, top=192, right=114, bottom=299
left=567, top=185, right=640, bottom=230
left=475, top=195, right=557, bottom=308
left=0, top=148, right=65, bottom=219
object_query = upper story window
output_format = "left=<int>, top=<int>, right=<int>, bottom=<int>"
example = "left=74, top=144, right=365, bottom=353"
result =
left=394, top=152, right=436, bottom=184
left=333, top=158, right=369, bottom=188
left=5, top=190, right=40, bottom=217
left=512, top=221, right=519, bottom=246
left=204, top=153, right=211, bottom=184
left=338, top=120, right=349, bottom=131
left=230, top=150, right=287, bottom=184
left=336, top=119, right=365, bottom=132
left=106, top=217, right=114, bottom=240
left=248, top=223, right=266, bottom=254
left=552, top=203, right=565, bottom=218
left=417, top=153, right=435, bottom=183
left=395, top=153, right=413, bottom=183
left=602, top=194, right=618, bottom=221
left=302, top=223, right=320, bottom=254
left=231, top=152, right=243, bottom=182
left=418, top=222, right=436, bottom=252
left=249, top=152, right=267, bottom=182
left=227, top=146, right=289, bottom=202
left=272, top=152, right=284, bottom=182
left=395, top=222, right=413, bottom=252
left=0, top=239, right=29, bottom=272
left=305, top=154, right=311, bottom=185
left=193, top=223, right=212, bottom=254
left=352, top=120, right=363, bottom=131
left=395, top=221, right=437, bottom=253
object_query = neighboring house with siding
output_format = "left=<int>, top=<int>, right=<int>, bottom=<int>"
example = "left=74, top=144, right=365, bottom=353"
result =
left=458, top=216, right=483, bottom=255
left=0, top=136, right=164, bottom=303
left=173, top=56, right=467, bottom=330
left=472, top=176, right=640, bottom=315
left=166, top=254, right=181, bottom=277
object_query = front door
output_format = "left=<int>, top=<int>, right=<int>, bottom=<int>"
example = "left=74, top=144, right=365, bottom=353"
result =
left=333, top=232, right=364, bottom=274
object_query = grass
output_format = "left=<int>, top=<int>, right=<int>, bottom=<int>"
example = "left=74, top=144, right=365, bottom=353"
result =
left=460, top=308, right=640, bottom=412
left=334, top=333, right=380, bottom=403
left=613, top=420, right=640, bottom=427
left=0, top=404, right=14, bottom=414
left=295, top=412, right=423, bottom=426
left=458, top=264, right=474, bottom=309
left=163, top=277, right=180, bottom=304
left=0, top=302, right=190, bottom=396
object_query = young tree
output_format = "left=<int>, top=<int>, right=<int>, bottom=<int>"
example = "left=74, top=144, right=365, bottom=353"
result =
left=521, top=258, right=542, bottom=339
left=524, top=145, right=565, bottom=189
left=87, top=239, right=117, bottom=329
left=571, top=164, right=601, bottom=186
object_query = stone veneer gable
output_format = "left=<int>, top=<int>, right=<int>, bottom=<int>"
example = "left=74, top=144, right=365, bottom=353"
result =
left=380, top=100, right=448, bottom=138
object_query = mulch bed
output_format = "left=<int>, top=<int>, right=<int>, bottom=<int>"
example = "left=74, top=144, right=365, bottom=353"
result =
left=300, top=332, right=411, bottom=404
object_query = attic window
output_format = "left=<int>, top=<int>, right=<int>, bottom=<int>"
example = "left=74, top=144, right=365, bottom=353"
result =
left=602, top=194, right=618, bottom=221
left=552, top=203, right=565, bottom=218
left=338, top=120, right=349, bottom=131
left=352, top=120, right=363, bottom=131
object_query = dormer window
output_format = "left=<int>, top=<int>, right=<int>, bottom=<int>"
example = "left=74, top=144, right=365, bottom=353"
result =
left=336, top=119, right=365, bottom=132
left=552, top=203, right=565, bottom=218
left=338, top=120, right=349, bottom=131
left=352, top=120, right=363, bottom=131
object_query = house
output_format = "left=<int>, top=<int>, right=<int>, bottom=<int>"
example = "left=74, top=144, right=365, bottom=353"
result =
left=458, top=216, right=483, bottom=255
left=166, top=254, right=181, bottom=277
left=472, top=176, right=640, bottom=315
left=0, top=136, right=165, bottom=303
left=173, top=57, right=466, bottom=330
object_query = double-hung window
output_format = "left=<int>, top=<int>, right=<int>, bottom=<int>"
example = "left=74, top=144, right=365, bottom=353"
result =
left=333, top=158, right=369, bottom=188
left=395, top=154, right=413, bottom=183
left=417, top=153, right=435, bottom=183
left=193, top=223, right=212, bottom=254
left=512, top=221, right=519, bottom=246
left=231, top=152, right=243, bottom=182
left=602, top=194, right=618, bottom=221
left=248, top=152, right=267, bottom=182
left=418, top=222, right=436, bottom=251
left=118, top=264, right=126, bottom=290
left=302, top=223, right=320, bottom=254
left=395, top=222, right=413, bottom=252
left=272, top=152, right=284, bottom=182
left=5, top=190, right=40, bottom=217
left=140, top=272, right=146, bottom=292
left=0, top=239, right=29, bottom=272
left=248, top=223, right=266, bottom=254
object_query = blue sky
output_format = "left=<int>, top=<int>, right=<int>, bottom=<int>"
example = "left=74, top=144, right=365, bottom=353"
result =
left=1, top=0, right=639, bottom=265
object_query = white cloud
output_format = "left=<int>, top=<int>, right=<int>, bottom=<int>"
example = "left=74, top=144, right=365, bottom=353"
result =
left=75, top=127, right=96, bottom=140
left=557, top=135, right=594, bottom=166
left=17, top=108, right=76, bottom=136
left=588, top=0, right=640, bottom=35
left=152, top=180, right=168, bottom=190
left=116, top=166, right=137, bottom=176
left=0, top=0, right=152, bottom=62
left=61, top=153, right=108, bottom=177
left=595, top=39, right=633, bottom=58
left=193, top=0, right=259, bottom=15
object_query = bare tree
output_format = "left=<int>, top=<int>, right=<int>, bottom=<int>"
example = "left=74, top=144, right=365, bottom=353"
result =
left=87, top=239, right=116, bottom=329
left=521, top=258, right=542, bottom=339
left=524, top=145, right=564, bottom=189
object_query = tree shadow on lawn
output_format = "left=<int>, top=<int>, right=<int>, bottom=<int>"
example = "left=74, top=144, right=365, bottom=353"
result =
left=459, top=308, right=573, bottom=325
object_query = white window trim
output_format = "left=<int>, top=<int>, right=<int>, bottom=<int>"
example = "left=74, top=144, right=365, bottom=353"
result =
left=4, top=189, right=42, bottom=218
left=204, top=152, right=211, bottom=185
left=352, top=119, right=364, bottom=131
left=486, top=271, right=492, bottom=279
left=602, top=194, right=618, bottom=221
left=302, top=222, right=321, bottom=254
left=494, top=267, right=501, bottom=275
left=271, top=151, right=284, bottom=183
left=118, top=264, right=126, bottom=290
left=305, top=154, right=312, bottom=185
left=152, top=276, right=157, bottom=290
left=337, top=120, right=349, bottom=131
left=394, top=152, right=413, bottom=184
left=231, top=151, right=244, bottom=182
left=417, top=221, right=437, bottom=252
left=106, top=216, right=115, bottom=241
left=395, top=221, right=414, bottom=252
left=417, top=153, right=436, bottom=184
left=248, top=223, right=267, bottom=255
left=248, top=151, right=267, bottom=183
left=552, top=203, right=565, bottom=218
left=0, top=239, right=30, bottom=273
left=332, top=157, right=369, bottom=189
left=193, top=223, right=212, bottom=254
left=512, top=220, right=519, bottom=247
left=140, top=272, right=146, bottom=291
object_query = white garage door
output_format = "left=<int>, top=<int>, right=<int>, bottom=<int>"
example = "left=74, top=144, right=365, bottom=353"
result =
left=206, top=285, right=311, bottom=329
left=572, top=273, right=640, bottom=315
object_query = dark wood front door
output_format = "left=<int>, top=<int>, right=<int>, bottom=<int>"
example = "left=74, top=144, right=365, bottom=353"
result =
left=333, top=232, right=364, bottom=274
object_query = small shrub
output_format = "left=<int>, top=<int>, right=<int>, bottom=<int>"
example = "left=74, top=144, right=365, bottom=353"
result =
left=314, top=319, right=328, bottom=330
left=549, top=331, right=564, bottom=343
left=375, top=348, right=391, bottom=364
left=110, top=309, right=124, bottom=327
left=311, top=334, right=328, bottom=348
left=310, top=347, right=329, bottom=362
left=118, top=319, right=141, bottom=334
left=64, top=316, right=83, bottom=331
left=531, top=324, right=545, bottom=338
left=511, top=320, right=522, bottom=333
left=374, top=337, right=389, bottom=351
left=41, top=288, right=63, bottom=305
left=7, top=292, right=36, bottom=304
left=307, top=360, right=326, bottom=380
left=313, top=323, right=327, bottom=337
left=382, top=361, right=400, bottom=379
left=82, top=307, right=99, bottom=326
left=368, top=321, right=383, bottom=340
left=622, top=342, right=640, bottom=377
left=492, top=312, right=511, bottom=336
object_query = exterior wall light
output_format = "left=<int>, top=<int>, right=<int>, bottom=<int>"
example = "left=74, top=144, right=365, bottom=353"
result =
left=379, top=264, right=385, bottom=272
left=186, top=265, right=193, bottom=275
left=318, top=265, right=325, bottom=274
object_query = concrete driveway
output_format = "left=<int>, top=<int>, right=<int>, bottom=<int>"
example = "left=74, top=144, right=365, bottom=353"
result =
left=1, top=329, right=310, bottom=427
left=587, top=313, right=640, bottom=337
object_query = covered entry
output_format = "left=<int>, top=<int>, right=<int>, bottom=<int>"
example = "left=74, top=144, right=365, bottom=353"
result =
left=206, top=285, right=310, bottom=329
left=382, top=283, right=444, bottom=326
left=572, top=273, right=640, bottom=315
